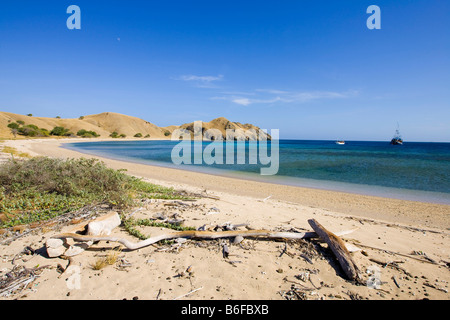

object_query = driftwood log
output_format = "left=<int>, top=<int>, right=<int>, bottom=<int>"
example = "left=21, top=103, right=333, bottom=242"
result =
left=308, top=219, right=361, bottom=281
left=51, top=228, right=357, bottom=251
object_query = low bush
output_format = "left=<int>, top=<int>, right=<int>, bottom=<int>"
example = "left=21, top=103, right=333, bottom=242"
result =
left=6, top=122, right=49, bottom=137
left=77, top=129, right=100, bottom=138
left=50, top=126, right=72, bottom=136
left=0, top=157, right=185, bottom=228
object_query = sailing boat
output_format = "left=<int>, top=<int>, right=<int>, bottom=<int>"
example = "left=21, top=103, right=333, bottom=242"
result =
left=390, top=123, right=403, bottom=145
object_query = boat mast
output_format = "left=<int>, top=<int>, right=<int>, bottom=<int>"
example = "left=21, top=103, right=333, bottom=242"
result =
left=394, top=122, right=401, bottom=139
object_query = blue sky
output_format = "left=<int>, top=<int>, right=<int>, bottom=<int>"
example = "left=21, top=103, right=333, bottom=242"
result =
left=0, top=0, right=449, bottom=141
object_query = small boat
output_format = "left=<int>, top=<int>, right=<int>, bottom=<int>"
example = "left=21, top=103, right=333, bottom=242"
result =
left=335, top=140, right=345, bottom=145
left=390, top=124, right=403, bottom=145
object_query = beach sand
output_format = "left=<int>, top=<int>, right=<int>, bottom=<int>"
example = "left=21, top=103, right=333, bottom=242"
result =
left=1, top=138, right=449, bottom=300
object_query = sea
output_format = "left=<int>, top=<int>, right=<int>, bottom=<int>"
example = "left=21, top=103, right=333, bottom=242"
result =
left=63, top=140, right=450, bottom=205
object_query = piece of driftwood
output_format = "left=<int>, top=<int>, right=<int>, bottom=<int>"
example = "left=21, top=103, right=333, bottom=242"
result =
left=392, top=276, right=401, bottom=288
left=192, top=192, right=220, bottom=200
left=0, top=265, right=51, bottom=297
left=53, top=230, right=311, bottom=250
left=52, top=227, right=358, bottom=251
left=356, top=243, right=440, bottom=265
left=308, top=219, right=360, bottom=281
left=369, top=258, right=413, bottom=277
left=173, top=286, right=203, bottom=300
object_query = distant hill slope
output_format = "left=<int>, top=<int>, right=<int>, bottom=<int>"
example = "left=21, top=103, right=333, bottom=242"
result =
left=174, top=117, right=271, bottom=140
left=0, top=112, right=167, bottom=139
left=82, top=112, right=167, bottom=138
left=0, top=112, right=269, bottom=140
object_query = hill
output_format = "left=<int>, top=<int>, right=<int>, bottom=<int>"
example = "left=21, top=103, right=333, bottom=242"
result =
left=173, top=117, right=271, bottom=140
left=0, top=112, right=167, bottom=139
left=0, top=112, right=268, bottom=140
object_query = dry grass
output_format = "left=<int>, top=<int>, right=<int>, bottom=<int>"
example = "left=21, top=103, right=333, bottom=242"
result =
left=90, top=248, right=122, bottom=270
left=1, top=146, right=32, bottom=158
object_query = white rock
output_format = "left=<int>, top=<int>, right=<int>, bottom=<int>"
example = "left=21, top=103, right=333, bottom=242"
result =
left=64, top=243, right=88, bottom=257
left=232, top=235, right=244, bottom=244
left=87, top=211, right=121, bottom=236
left=46, top=238, right=65, bottom=249
left=47, top=245, right=67, bottom=258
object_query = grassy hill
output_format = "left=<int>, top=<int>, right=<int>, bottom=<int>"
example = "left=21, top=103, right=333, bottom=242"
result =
left=0, top=111, right=268, bottom=140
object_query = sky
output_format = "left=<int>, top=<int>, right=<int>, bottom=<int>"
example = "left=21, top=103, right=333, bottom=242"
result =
left=0, top=0, right=449, bottom=142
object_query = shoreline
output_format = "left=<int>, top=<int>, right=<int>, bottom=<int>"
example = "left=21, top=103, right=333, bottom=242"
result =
left=1, top=137, right=450, bottom=300
left=61, top=140, right=450, bottom=206
left=3, top=138, right=449, bottom=230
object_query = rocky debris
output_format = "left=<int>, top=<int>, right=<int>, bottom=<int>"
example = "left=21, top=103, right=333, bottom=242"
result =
left=46, top=212, right=120, bottom=258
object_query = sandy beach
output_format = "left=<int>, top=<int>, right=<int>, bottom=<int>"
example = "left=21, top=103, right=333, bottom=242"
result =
left=1, top=138, right=449, bottom=300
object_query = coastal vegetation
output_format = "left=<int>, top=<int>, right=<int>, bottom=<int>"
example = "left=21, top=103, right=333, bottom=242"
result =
left=50, top=126, right=72, bottom=137
left=110, top=131, right=126, bottom=138
left=5, top=121, right=101, bottom=138
left=122, top=218, right=196, bottom=241
left=0, top=157, right=186, bottom=228
left=7, top=122, right=50, bottom=137
left=76, top=129, right=100, bottom=138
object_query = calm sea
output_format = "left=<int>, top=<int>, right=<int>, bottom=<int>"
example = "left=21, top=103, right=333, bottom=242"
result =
left=64, top=140, right=450, bottom=204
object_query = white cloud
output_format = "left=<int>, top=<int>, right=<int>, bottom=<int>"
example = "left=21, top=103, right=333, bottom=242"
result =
left=225, top=96, right=291, bottom=106
left=224, top=89, right=358, bottom=106
left=232, top=98, right=252, bottom=106
left=290, top=90, right=357, bottom=101
left=174, top=74, right=224, bottom=88
left=255, top=89, right=289, bottom=94
left=178, top=75, right=223, bottom=82
left=219, top=91, right=256, bottom=96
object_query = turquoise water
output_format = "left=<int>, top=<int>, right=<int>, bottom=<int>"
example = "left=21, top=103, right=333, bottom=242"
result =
left=64, top=140, right=450, bottom=204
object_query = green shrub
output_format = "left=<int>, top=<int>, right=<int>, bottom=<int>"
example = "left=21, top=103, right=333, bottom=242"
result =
left=17, top=120, right=25, bottom=125
left=81, top=132, right=94, bottom=138
left=6, top=122, right=49, bottom=137
left=18, top=126, right=39, bottom=137
left=164, top=131, right=170, bottom=136
left=7, top=122, right=20, bottom=130
left=39, top=128, right=50, bottom=136
left=144, top=134, right=150, bottom=138
left=0, top=157, right=186, bottom=228
left=119, top=134, right=126, bottom=138
left=26, top=124, right=39, bottom=130
left=50, top=126, right=71, bottom=136
left=77, top=129, right=100, bottom=138
left=110, top=131, right=119, bottom=138
left=134, top=133, right=143, bottom=138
